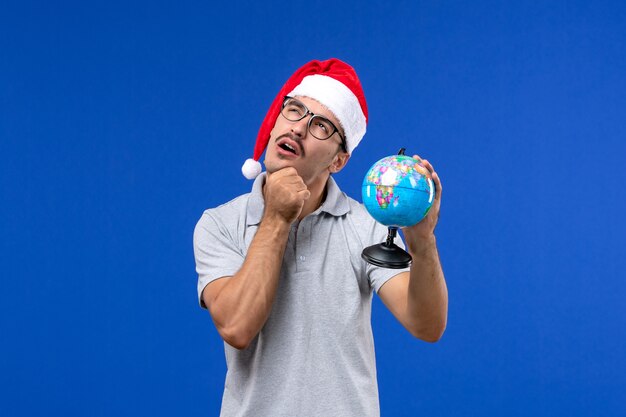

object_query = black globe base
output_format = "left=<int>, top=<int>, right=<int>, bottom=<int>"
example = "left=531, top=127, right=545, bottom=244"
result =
left=361, top=243, right=412, bottom=269
left=361, top=227, right=412, bottom=269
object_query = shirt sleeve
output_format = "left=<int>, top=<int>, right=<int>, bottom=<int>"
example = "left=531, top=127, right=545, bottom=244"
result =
left=193, top=211, right=245, bottom=309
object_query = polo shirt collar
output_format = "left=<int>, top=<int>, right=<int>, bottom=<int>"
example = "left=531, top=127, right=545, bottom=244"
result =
left=247, top=173, right=266, bottom=225
left=317, top=175, right=351, bottom=217
left=247, top=173, right=350, bottom=226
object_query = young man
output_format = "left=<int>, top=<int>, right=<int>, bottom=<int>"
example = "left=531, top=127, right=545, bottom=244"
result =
left=194, top=58, right=447, bottom=417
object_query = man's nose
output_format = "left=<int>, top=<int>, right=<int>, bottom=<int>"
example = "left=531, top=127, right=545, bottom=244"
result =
left=291, top=115, right=310, bottom=137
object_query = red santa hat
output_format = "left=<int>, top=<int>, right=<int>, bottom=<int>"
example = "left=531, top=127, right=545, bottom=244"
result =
left=242, top=58, right=368, bottom=179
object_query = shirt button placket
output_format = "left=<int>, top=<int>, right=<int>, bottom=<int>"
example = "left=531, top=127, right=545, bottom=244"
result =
left=295, top=218, right=312, bottom=272
left=288, top=222, right=299, bottom=270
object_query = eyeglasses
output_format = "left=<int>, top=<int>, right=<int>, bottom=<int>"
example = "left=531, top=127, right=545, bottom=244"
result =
left=281, top=96, right=347, bottom=153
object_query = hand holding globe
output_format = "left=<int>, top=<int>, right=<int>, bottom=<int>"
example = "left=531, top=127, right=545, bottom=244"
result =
left=361, top=149, right=439, bottom=268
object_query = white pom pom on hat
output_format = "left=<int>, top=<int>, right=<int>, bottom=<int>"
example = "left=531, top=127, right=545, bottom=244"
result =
left=241, top=158, right=262, bottom=180
left=241, top=58, right=368, bottom=179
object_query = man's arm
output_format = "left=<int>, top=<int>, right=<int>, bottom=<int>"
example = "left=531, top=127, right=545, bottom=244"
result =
left=378, top=156, right=448, bottom=342
left=202, top=168, right=309, bottom=350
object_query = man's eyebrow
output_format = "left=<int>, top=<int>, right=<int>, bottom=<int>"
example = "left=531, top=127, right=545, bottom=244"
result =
left=291, top=97, right=305, bottom=104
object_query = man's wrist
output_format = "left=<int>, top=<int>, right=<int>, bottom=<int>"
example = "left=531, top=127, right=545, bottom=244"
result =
left=406, top=233, right=437, bottom=257
left=260, top=213, right=292, bottom=234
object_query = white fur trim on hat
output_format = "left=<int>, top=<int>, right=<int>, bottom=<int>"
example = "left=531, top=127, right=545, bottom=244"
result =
left=288, top=74, right=366, bottom=154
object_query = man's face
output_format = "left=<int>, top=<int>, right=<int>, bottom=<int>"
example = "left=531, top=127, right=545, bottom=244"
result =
left=263, top=96, right=349, bottom=186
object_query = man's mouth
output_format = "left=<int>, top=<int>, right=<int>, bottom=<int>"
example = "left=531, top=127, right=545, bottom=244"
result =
left=276, top=136, right=302, bottom=157
left=279, top=142, right=297, bottom=154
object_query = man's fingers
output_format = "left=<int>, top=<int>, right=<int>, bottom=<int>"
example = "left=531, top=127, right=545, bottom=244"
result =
left=298, top=189, right=311, bottom=200
left=432, top=172, right=442, bottom=201
left=269, top=168, right=307, bottom=190
left=282, top=174, right=307, bottom=190
left=421, top=159, right=435, bottom=173
left=280, top=166, right=298, bottom=175
left=272, top=166, right=299, bottom=179
left=293, top=181, right=308, bottom=192
left=414, top=156, right=442, bottom=199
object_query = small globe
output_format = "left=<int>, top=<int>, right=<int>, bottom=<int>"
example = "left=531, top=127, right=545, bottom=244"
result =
left=362, top=154, right=435, bottom=227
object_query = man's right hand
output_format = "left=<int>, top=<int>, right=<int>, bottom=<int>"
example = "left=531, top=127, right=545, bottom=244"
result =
left=263, top=167, right=310, bottom=224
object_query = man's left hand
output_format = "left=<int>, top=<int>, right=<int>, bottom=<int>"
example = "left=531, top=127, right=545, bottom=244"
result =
left=401, top=155, right=442, bottom=248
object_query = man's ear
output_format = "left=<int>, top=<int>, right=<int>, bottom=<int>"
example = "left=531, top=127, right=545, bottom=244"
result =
left=329, top=152, right=350, bottom=174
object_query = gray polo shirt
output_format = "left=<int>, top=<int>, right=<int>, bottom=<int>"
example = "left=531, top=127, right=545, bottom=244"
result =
left=193, top=173, right=409, bottom=417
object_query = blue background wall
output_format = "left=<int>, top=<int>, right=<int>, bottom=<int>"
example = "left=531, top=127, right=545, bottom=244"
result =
left=1, top=1, right=625, bottom=416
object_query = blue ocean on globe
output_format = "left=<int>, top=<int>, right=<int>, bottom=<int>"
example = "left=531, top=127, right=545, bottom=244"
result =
left=361, top=155, right=435, bottom=227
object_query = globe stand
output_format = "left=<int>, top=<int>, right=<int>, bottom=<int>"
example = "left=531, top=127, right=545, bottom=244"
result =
left=361, top=227, right=412, bottom=269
